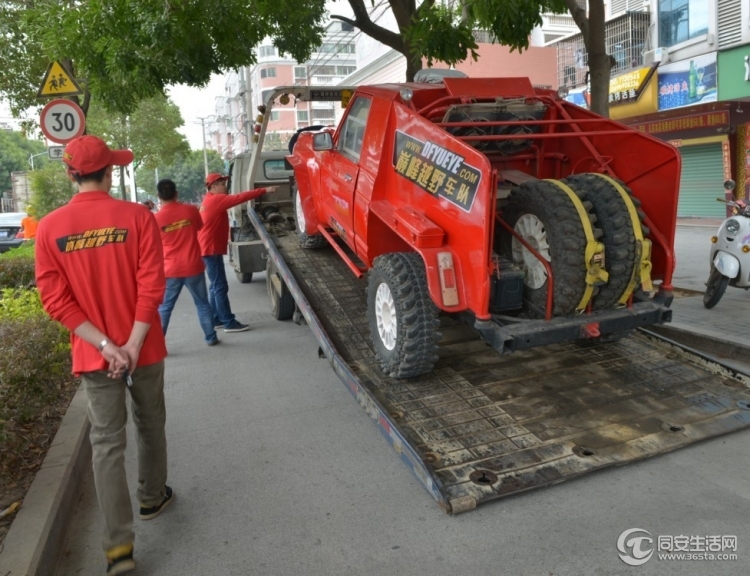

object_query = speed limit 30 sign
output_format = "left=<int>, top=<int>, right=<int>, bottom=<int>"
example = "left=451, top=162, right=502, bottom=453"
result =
left=40, top=99, right=86, bottom=144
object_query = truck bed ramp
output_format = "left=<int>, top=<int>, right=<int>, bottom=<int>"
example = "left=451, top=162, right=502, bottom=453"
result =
left=250, top=211, right=750, bottom=514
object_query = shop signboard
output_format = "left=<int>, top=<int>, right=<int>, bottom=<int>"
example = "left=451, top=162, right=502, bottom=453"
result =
left=658, top=52, right=717, bottom=111
left=565, top=88, right=589, bottom=109
left=717, top=46, right=750, bottom=101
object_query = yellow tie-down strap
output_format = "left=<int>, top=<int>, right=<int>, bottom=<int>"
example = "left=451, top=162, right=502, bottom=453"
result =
left=545, top=180, right=609, bottom=312
left=589, top=174, right=653, bottom=301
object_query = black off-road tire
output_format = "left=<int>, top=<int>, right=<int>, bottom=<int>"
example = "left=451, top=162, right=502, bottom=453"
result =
left=500, top=180, right=601, bottom=317
left=703, top=267, right=729, bottom=309
left=235, top=271, right=253, bottom=283
left=366, top=253, right=441, bottom=379
left=563, top=174, right=640, bottom=310
left=266, top=259, right=295, bottom=320
left=294, top=186, right=327, bottom=249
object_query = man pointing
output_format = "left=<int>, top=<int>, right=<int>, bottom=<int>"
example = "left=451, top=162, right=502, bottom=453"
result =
left=199, top=173, right=275, bottom=332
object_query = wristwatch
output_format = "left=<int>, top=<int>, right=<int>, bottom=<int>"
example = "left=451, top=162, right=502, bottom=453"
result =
left=98, top=339, right=109, bottom=352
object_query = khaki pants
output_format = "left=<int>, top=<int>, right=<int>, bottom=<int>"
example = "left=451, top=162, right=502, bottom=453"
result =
left=82, top=361, right=168, bottom=551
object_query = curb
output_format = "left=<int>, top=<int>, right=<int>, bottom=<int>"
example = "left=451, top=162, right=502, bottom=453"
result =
left=0, top=387, right=90, bottom=576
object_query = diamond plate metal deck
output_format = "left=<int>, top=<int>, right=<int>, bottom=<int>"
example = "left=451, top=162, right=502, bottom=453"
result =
left=257, top=215, right=750, bottom=513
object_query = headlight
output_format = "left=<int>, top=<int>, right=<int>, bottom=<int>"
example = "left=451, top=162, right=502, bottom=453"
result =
left=726, top=219, right=740, bottom=234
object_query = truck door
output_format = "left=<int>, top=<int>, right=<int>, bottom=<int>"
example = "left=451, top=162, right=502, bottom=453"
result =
left=319, top=96, right=372, bottom=245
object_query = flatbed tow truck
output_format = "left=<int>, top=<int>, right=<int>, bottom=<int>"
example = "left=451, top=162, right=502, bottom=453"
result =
left=230, top=85, right=750, bottom=514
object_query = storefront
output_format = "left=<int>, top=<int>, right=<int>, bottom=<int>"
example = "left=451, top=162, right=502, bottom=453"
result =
left=568, top=47, right=750, bottom=217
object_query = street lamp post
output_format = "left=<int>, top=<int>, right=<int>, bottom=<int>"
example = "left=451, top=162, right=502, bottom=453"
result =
left=196, top=116, right=210, bottom=177
left=28, top=151, right=47, bottom=170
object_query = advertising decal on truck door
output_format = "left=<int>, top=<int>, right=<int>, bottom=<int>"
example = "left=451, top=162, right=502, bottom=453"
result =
left=392, top=130, right=482, bottom=212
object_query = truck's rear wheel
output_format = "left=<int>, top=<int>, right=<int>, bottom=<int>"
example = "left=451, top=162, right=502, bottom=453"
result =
left=266, top=259, right=295, bottom=320
left=500, top=180, right=600, bottom=317
left=367, top=253, right=441, bottom=378
left=294, top=187, right=327, bottom=249
left=563, top=174, right=640, bottom=310
left=235, top=271, right=253, bottom=283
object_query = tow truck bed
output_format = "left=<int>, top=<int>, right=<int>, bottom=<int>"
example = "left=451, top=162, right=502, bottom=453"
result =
left=251, top=209, right=750, bottom=514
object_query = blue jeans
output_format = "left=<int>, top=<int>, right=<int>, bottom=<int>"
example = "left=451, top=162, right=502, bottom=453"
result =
left=202, top=255, right=236, bottom=327
left=159, top=273, right=217, bottom=343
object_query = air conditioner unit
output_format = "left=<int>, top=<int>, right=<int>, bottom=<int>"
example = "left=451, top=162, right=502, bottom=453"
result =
left=643, top=47, right=668, bottom=66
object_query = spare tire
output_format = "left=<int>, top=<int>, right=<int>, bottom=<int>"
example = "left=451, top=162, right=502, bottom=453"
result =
left=500, top=180, right=601, bottom=317
left=562, top=174, right=642, bottom=310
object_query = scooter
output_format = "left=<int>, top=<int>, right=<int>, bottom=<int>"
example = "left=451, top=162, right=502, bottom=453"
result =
left=704, top=180, right=750, bottom=308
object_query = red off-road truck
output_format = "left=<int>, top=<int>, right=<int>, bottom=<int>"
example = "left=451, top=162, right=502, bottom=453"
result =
left=288, top=75, right=680, bottom=379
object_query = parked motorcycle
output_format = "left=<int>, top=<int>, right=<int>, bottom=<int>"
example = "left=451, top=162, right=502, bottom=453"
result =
left=704, top=180, right=750, bottom=308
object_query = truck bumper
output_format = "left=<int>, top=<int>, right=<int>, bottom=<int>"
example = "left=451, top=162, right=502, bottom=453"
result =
left=474, top=300, right=673, bottom=353
left=229, top=240, right=267, bottom=274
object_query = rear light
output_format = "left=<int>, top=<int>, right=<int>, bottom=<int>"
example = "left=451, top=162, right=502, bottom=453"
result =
left=15, top=230, right=24, bottom=239
left=437, top=252, right=459, bottom=307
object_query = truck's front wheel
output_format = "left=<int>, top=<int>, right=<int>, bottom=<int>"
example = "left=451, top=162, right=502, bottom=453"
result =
left=294, top=187, right=327, bottom=249
left=235, top=271, right=253, bottom=283
left=367, top=253, right=441, bottom=379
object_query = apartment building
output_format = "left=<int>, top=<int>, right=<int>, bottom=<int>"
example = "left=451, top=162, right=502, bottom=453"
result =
left=205, top=21, right=358, bottom=158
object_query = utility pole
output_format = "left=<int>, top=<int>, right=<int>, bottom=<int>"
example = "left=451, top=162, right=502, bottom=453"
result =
left=243, top=66, right=253, bottom=151
left=196, top=116, right=210, bottom=177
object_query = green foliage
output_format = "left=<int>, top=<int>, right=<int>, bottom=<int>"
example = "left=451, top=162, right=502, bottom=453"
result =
left=0, top=286, right=72, bottom=428
left=86, top=95, right=190, bottom=171
left=0, top=314, right=72, bottom=428
left=28, top=163, right=76, bottom=219
left=0, top=244, right=36, bottom=289
left=1, top=0, right=327, bottom=116
left=0, top=287, right=45, bottom=321
left=406, top=5, right=478, bottom=67
left=137, top=150, right=225, bottom=203
left=0, top=130, right=47, bottom=194
left=469, top=0, right=568, bottom=52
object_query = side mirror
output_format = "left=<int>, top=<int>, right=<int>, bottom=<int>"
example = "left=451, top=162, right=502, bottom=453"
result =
left=724, top=179, right=736, bottom=191
left=312, top=132, right=333, bottom=151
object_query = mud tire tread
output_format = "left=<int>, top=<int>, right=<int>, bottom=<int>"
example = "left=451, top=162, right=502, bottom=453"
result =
left=366, top=253, right=441, bottom=378
left=501, top=180, right=594, bottom=317
left=563, top=174, right=638, bottom=310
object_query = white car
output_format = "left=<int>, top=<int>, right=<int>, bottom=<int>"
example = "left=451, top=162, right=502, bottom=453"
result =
left=0, top=212, right=27, bottom=253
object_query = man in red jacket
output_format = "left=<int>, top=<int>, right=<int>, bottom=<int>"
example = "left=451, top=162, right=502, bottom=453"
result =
left=35, top=135, right=172, bottom=576
left=198, top=173, right=275, bottom=332
left=155, top=178, right=218, bottom=346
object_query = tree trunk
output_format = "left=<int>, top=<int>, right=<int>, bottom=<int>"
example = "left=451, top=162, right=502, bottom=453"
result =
left=404, top=40, right=423, bottom=82
left=586, top=0, right=611, bottom=117
left=119, top=168, right=127, bottom=201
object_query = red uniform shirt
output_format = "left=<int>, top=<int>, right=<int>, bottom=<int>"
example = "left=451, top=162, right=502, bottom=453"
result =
left=35, top=192, right=167, bottom=374
left=198, top=188, right=266, bottom=256
left=155, top=202, right=204, bottom=278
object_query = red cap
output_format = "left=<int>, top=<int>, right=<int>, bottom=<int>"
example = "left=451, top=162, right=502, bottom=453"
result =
left=205, top=173, right=229, bottom=188
left=63, top=135, right=134, bottom=176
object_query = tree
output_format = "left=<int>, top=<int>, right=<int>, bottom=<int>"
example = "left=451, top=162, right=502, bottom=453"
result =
left=0, top=0, right=329, bottom=118
left=0, top=130, right=47, bottom=194
left=85, top=94, right=190, bottom=200
left=137, top=150, right=225, bottom=204
left=332, top=0, right=612, bottom=116
left=27, top=163, right=76, bottom=218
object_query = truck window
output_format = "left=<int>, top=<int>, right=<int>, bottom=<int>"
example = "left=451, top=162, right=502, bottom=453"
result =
left=263, top=158, right=293, bottom=180
left=338, top=97, right=371, bottom=162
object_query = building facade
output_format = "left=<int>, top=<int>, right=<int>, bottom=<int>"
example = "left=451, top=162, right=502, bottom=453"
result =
left=204, top=21, right=358, bottom=158
left=557, top=0, right=750, bottom=217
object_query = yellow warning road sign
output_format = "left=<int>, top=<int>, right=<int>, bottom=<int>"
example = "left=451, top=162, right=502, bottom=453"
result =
left=37, top=61, right=83, bottom=98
